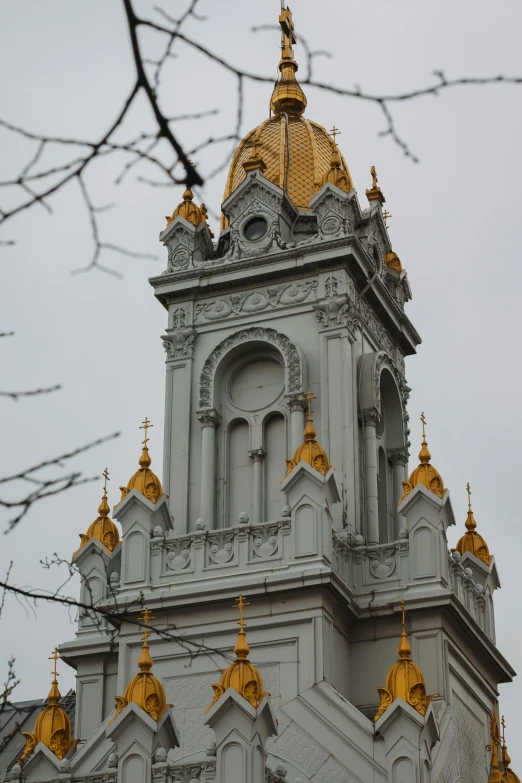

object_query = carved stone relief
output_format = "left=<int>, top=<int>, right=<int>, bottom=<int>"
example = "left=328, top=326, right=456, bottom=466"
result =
left=194, top=279, right=318, bottom=323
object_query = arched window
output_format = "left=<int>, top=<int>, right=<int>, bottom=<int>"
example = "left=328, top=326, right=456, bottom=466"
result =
left=214, top=344, right=288, bottom=527
left=377, top=368, right=405, bottom=542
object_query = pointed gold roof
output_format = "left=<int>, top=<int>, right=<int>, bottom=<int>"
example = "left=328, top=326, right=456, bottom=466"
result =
left=502, top=715, right=521, bottom=783
left=206, top=595, right=268, bottom=712
left=75, top=468, right=120, bottom=555
left=113, top=608, right=171, bottom=722
left=19, top=650, right=75, bottom=764
left=119, top=418, right=163, bottom=504
left=400, top=412, right=446, bottom=502
left=285, top=390, right=331, bottom=477
left=221, top=6, right=353, bottom=229
left=454, top=483, right=493, bottom=566
left=375, top=600, right=431, bottom=722
left=165, top=187, right=206, bottom=228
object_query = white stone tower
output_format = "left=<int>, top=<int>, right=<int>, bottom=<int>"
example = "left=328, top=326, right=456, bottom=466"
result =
left=12, top=6, right=518, bottom=783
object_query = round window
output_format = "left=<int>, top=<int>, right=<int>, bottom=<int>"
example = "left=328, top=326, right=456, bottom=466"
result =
left=243, top=216, right=268, bottom=242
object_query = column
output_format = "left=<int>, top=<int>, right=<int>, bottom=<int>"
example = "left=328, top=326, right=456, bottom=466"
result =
left=249, top=449, right=266, bottom=525
left=363, top=408, right=379, bottom=544
left=197, top=409, right=221, bottom=529
left=389, top=447, right=408, bottom=539
left=287, top=394, right=306, bottom=453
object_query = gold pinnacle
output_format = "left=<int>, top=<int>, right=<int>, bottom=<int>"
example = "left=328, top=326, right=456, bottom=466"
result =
left=102, top=467, right=110, bottom=495
left=466, top=482, right=472, bottom=512
left=383, top=209, right=392, bottom=228
left=420, top=411, right=427, bottom=440
left=233, top=594, right=250, bottom=631
left=370, top=165, right=378, bottom=189
left=49, top=648, right=61, bottom=680
left=138, top=607, right=155, bottom=642
left=302, top=389, right=316, bottom=420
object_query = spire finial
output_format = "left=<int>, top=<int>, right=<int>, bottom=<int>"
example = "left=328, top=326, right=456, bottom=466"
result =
left=397, top=598, right=412, bottom=659
left=98, top=468, right=110, bottom=517
left=366, top=164, right=386, bottom=205
left=271, top=5, right=307, bottom=115
left=47, top=648, right=62, bottom=703
left=418, top=411, right=431, bottom=464
left=233, top=594, right=251, bottom=660
left=464, top=481, right=478, bottom=532
left=370, top=165, right=378, bottom=189
left=383, top=209, right=393, bottom=228
left=137, top=607, right=155, bottom=672
left=466, top=481, right=472, bottom=512
left=302, top=389, right=317, bottom=441
left=138, top=417, right=153, bottom=469
left=279, top=4, right=297, bottom=62
left=330, top=126, right=341, bottom=145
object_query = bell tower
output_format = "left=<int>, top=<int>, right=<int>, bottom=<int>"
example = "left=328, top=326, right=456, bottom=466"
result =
left=32, top=7, right=516, bottom=783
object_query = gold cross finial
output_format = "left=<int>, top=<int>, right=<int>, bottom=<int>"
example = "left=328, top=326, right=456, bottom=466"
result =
left=279, top=5, right=297, bottom=60
left=233, top=594, right=250, bottom=630
left=501, top=714, right=506, bottom=744
left=370, top=165, right=378, bottom=189
left=139, top=417, right=153, bottom=447
left=420, top=411, right=427, bottom=440
left=102, top=467, right=110, bottom=495
left=138, top=607, right=155, bottom=642
left=330, top=126, right=341, bottom=144
left=49, top=648, right=61, bottom=680
left=401, top=598, right=406, bottom=630
left=383, top=209, right=392, bottom=228
left=466, top=482, right=472, bottom=512
left=303, top=389, right=316, bottom=420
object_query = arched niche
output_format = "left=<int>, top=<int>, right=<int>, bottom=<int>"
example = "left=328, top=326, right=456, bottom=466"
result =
left=199, top=326, right=306, bottom=410
left=358, top=351, right=406, bottom=435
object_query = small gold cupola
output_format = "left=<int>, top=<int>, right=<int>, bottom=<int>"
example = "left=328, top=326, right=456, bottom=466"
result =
left=206, top=595, right=268, bottom=712
left=119, top=418, right=163, bottom=504
left=165, top=187, right=206, bottom=227
left=76, top=468, right=120, bottom=554
left=19, top=649, right=75, bottom=764
left=113, top=608, right=172, bottom=722
left=375, top=600, right=431, bottom=722
left=453, top=483, right=493, bottom=566
left=501, top=715, right=521, bottom=783
left=399, top=412, right=446, bottom=502
left=284, top=390, right=332, bottom=477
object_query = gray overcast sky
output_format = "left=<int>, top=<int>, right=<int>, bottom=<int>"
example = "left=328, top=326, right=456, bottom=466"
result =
left=1, top=0, right=521, bottom=764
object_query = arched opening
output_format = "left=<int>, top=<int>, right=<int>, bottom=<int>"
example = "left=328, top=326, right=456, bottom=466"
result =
left=264, top=412, right=287, bottom=520
left=377, top=367, right=405, bottom=541
left=227, top=418, right=252, bottom=525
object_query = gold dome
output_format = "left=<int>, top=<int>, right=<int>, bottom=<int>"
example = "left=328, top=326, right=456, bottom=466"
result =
left=400, top=412, right=446, bottom=503
left=206, top=595, right=268, bottom=712
left=119, top=418, right=163, bottom=504
left=114, top=609, right=172, bottom=723
left=454, top=483, right=493, bottom=566
left=165, top=187, right=206, bottom=227
left=76, top=469, right=120, bottom=555
left=221, top=7, right=353, bottom=229
left=384, top=251, right=402, bottom=273
left=285, top=390, right=331, bottom=478
left=375, top=600, right=431, bottom=722
left=19, top=650, right=75, bottom=764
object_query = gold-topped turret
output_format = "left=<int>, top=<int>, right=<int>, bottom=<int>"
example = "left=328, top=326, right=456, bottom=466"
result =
left=165, top=187, right=206, bottom=227
left=501, top=715, right=521, bottom=783
left=399, top=412, right=446, bottom=502
left=374, top=600, right=431, bottom=722
left=75, top=468, right=120, bottom=555
left=19, top=649, right=76, bottom=764
left=206, top=595, right=268, bottom=712
left=284, top=390, right=332, bottom=477
left=119, top=418, right=163, bottom=504
left=113, top=608, right=172, bottom=722
left=453, top=483, right=493, bottom=565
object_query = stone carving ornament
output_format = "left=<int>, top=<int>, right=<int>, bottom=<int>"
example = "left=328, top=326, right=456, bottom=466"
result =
left=194, top=279, right=318, bottom=323
left=367, top=545, right=397, bottom=579
left=165, top=538, right=192, bottom=571
left=199, top=327, right=303, bottom=409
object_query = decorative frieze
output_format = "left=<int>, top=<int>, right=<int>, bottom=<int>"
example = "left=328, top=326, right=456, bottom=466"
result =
left=194, top=279, right=318, bottom=323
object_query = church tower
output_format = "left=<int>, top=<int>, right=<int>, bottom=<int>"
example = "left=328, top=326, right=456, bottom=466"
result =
left=11, top=6, right=517, bottom=783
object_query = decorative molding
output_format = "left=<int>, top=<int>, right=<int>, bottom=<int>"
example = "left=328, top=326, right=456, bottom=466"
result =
left=362, top=407, right=380, bottom=427
left=194, top=279, right=318, bottom=323
left=196, top=409, right=222, bottom=429
left=199, top=327, right=304, bottom=409
left=165, top=538, right=192, bottom=572
left=367, top=545, right=397, bottom=579
left=249, top=448, right=266, bottom=463
left=162, top=326, right=196, bottom=360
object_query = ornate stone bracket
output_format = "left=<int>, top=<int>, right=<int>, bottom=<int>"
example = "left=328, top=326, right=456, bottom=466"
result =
left=197, top=409, right=222, bottom=429
left=162, top=326, right=197, bottom=361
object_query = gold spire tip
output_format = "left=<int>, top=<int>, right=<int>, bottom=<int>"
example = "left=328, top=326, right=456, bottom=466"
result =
left=418, top=411, right=431, bottom=463
left=139, top=417, right=153, bottom=447
left=330, top=126, right=341, bottom=145
left=137, top=606, right=155, bottom=672
left=398, top=598, right=412, bottom=659
left=47, top=648, right=62, bottom=702
left=370, top=165, right=378, bottom=190
left=233, top=594, right=251, bottom=660
left=139, top=417, right=153, bottom=468
left=383, top=209, right=392, bottom=228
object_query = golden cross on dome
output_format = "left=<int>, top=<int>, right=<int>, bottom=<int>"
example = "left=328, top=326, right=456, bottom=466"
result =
left=370, top=165, right=378, bottom=190
left=401, top=598, right=406, bottom=629
left=49, top=648, right=61, bottom=679
left=279, top=5, right=297, bottom=59
left=466, top=482, right=472, bottom=512
left=303, top=389, right=316, bottom=419
left=138, top=607, right=155, bottom=642
left=501, top=714, right=506, bottom=744
left=139, top=417, right=153, bottom=447
left=383, top=209, right=392, bottom=228
left=234, top=594, right=250, bottom=630
left=102, top=467, right=110, bottom=494
left=330, top=126, right=341, bottom=145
